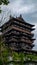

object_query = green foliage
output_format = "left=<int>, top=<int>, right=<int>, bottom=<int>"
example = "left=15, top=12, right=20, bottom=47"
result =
left=2, top=49, right=9, bottom=57
left=0, top=35, right=9, bottom=64
left=26, top=54, right=37, bottom=61
left=12, top=52, right=24, bottom=61
left=0, top=0, right=9, bottom=13
left=0, top=0, right=2, bottom=5
left=0, top=59, right=3, bottom=65
left=0, top=9, right=1, bottom=13
left=12, top=52, right=37, bottom=62
left=0, top=0, right=9, bottom=5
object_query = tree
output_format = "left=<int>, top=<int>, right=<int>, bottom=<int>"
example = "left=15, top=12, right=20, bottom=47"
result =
left=0, top=0, right=9, bottom=13
left=0, top=35, right=9, bottom=65
left=0, top=0, right=9, bottom=5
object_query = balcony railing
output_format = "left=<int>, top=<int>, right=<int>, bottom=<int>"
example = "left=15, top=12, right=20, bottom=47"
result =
left=20, top=39, right=33, bottom=44
left=3, top=25, right=33, bottom=35
left=2, top=19, right=34, bottom=31
left=3, top=30, right=34, bottom=39
left=6, top=37, right=33, bottom=44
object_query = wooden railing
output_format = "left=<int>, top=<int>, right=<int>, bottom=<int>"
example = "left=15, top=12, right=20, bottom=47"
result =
left=7, top=37, right=33, bottom=44
left=3, top=25, right=32, bottom=35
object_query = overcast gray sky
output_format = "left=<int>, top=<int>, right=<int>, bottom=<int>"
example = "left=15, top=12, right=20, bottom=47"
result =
left=0, top=0, right=37, bottom=50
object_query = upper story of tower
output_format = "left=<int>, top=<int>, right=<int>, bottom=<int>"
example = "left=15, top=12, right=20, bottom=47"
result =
left=1, top=15, right=35, bottom=35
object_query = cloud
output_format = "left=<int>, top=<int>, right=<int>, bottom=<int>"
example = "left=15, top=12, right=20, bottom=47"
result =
left=16, top=5, right=35, bottom=14
left=7, top=1, right=37, bottom=15
left=31, top=13, right=37, bottom=18
left=1, top=0, right=37, bottom=15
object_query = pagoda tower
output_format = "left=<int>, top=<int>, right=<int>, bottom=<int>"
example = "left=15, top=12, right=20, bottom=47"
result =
left=1, top=15, right=35, bottom=50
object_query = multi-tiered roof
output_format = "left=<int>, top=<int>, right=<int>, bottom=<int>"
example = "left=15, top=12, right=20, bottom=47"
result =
left=1, top=15, right=35, bottom=50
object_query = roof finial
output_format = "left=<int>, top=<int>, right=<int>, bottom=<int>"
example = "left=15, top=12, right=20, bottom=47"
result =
left=20, top=14, right=22, bottom=18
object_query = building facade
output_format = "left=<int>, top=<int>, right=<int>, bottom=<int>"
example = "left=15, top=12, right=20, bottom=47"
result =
left=1, top=15, right=35, bottom=50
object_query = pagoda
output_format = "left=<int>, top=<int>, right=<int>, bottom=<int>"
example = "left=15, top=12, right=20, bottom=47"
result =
left=1, top=15, right=35, bottom=50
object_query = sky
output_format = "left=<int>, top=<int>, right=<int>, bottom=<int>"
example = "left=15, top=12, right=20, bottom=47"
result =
left=0, top=0, right=37, bottom=50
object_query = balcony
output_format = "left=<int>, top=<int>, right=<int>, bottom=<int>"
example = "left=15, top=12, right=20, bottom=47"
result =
left=3, top=30, right=34, bottom=42
left=4, top=33, right=34, bottom=44
left=12, top=20, right=33, bottom=30
left=5, top=37, right=33, bottom=44
left=3, top=25, right=33, bottom=35
left=9, top=38, right=17, bottom=42
left=20, top=39, right=33, bottom=44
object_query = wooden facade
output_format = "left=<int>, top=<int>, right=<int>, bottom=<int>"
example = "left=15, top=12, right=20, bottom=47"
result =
left=1, top=15, right=35, bottom=50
